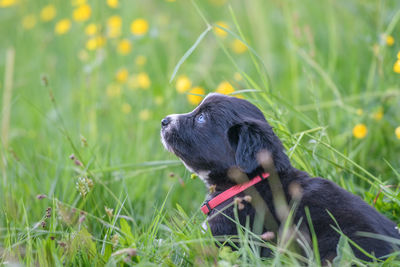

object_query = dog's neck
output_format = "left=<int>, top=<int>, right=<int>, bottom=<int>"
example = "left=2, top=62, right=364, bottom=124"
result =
left=205, top=167, right=307, bottom=226
left=206, top=167, right=298, bottom=192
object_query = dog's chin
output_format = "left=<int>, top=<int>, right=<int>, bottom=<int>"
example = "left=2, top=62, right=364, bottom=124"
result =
left=160, top=139, right=212, bottom=186
left=180, top=160, right=211, bottom=186
left=196, top=170, right=211, bottom=185
left=160, top=130, right=174, bottom=153
left=160, top=129, right=213, bottom=187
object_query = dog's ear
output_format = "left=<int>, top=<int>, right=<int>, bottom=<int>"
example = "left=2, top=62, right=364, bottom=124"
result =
left=228, top=120, right=291, bottom=174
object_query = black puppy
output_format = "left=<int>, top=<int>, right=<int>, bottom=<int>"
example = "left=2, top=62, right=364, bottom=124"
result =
left=160, top=93, right=399, bottom=262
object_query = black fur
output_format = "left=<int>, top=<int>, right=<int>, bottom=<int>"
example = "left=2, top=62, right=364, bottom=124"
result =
left=161, top=93, right=399, bottom=262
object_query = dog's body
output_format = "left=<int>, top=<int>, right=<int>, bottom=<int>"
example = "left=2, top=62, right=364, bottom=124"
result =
left=161, top=93, right=399, bottom=261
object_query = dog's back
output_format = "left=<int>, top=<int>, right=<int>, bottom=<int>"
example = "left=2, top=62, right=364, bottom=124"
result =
left=298, top=173, right=399, bottom=260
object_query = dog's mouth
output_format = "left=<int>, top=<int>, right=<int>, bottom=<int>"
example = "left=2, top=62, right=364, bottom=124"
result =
left=160, top=129, right=174, bottom=153
left=160, top=124, right=183, bottom=156
left=160, top=114, right=181, bottom=153
left=160, top=126, right=201, bottom=171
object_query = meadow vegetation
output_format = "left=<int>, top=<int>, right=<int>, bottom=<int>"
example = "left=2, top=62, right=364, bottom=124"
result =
left=1, top=0, right=400, bottom=266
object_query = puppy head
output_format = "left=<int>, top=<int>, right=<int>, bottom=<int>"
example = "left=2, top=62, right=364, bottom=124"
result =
left=160, top=93, right=291, bottom=186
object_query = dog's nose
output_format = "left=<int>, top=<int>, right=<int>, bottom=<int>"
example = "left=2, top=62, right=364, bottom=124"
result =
left=161, top=117, right=171, bottom=127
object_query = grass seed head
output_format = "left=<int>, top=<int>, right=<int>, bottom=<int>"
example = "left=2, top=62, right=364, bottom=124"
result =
left=234, top=197, right=245, bottom=210
left=46, top=207, right=52, bottom=218
left=209, top=184, right=216, bottom=193
left=74, top=159, right=83, bottom=167
left=111, top=234, right=119, bottom=248
left=243, top=195, right=252, bottom=203
left=261, top=231, right=275, bottom=241
left=36, top=194, right=47, bottom=200
left=105, top=206, right=114, bottom=219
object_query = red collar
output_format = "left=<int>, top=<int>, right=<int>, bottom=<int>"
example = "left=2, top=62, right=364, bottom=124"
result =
left=201, top=173, right=270, bottom=215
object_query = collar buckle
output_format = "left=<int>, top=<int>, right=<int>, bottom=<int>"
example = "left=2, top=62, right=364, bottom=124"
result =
left=201, top=201, right=212, bottom=215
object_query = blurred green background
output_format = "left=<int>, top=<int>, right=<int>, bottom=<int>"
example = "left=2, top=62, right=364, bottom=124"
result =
left=1, top=0, right=400, bottom=265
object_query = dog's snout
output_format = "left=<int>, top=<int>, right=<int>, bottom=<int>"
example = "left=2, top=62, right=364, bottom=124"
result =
left=161, top=117, right=171, bottom=127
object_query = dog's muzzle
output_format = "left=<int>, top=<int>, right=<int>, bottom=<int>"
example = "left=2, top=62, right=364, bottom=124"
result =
left=160, top=115, right=176, bottom=152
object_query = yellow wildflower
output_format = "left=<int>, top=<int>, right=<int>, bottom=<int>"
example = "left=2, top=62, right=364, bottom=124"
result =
left=176, top=75, right=192, bottom=93
left=139, top=109, right=151, bottom=120
left=155, top=96, right=164, bottom=105
left=386, top=35, right=395, bottom=46
left=214, top=21, right=229, bottom=37
left=231, top=39, right=248, bottom=54
left=216, top=81, right=235, bottom=95
left=352, top=124, right=367, bottom=139
left=234, top=72, right=242, bottom=81
left=0, top=0, right=17, bottom=7
left=121, top=103, right=131, bottom=114
left=55, top=19, right=71, bottom=35
left=131, top=18, right=149, bottom=36
left=107, top=0, right=118, bottom=8
left=137, top=72, right=151, bottom=89
left=135, top=55, right=147, bottom=66
left=86, top=38, right=97, bottom=50
left=127, top=72, right=150, bottom=90
left=397, top=51, right=400, bottom=59
left=107, top=15, right=122, bottom=38
left=40, top=5, right=56, bottom=22
left=394, top=60, right=400, bottom=74
left=73, top=4, right=91, bottom=22
left=107, top=15, right=122, bottom=28
left=85, top=23, right=97, bottom=35
left=86, top=36, right=106, bottom=51
left=395, top=126, right=400, bottom=139
left=372, top=108, right=383, bottom=121
left=187, top=87, right=205, bottom=105
left=106, top=84, right=121, bottom=98
left=116, top=68, right=129, bottom=83
left=356, top=109, right=363, bottom=116
left=117, top=39, right=132, bottom=55
left=22, top=15, right=36, bottom=30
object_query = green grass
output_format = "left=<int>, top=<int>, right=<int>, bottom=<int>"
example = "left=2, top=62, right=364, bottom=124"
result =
left=1, top=0, right=400, bottom=265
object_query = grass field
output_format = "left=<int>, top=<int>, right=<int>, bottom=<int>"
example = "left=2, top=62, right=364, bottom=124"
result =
left=1, top=0, right=400, bottom=266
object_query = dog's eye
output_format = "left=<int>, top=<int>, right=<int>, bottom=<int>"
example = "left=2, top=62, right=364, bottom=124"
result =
left=196, top=113, right=205, bottom=124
